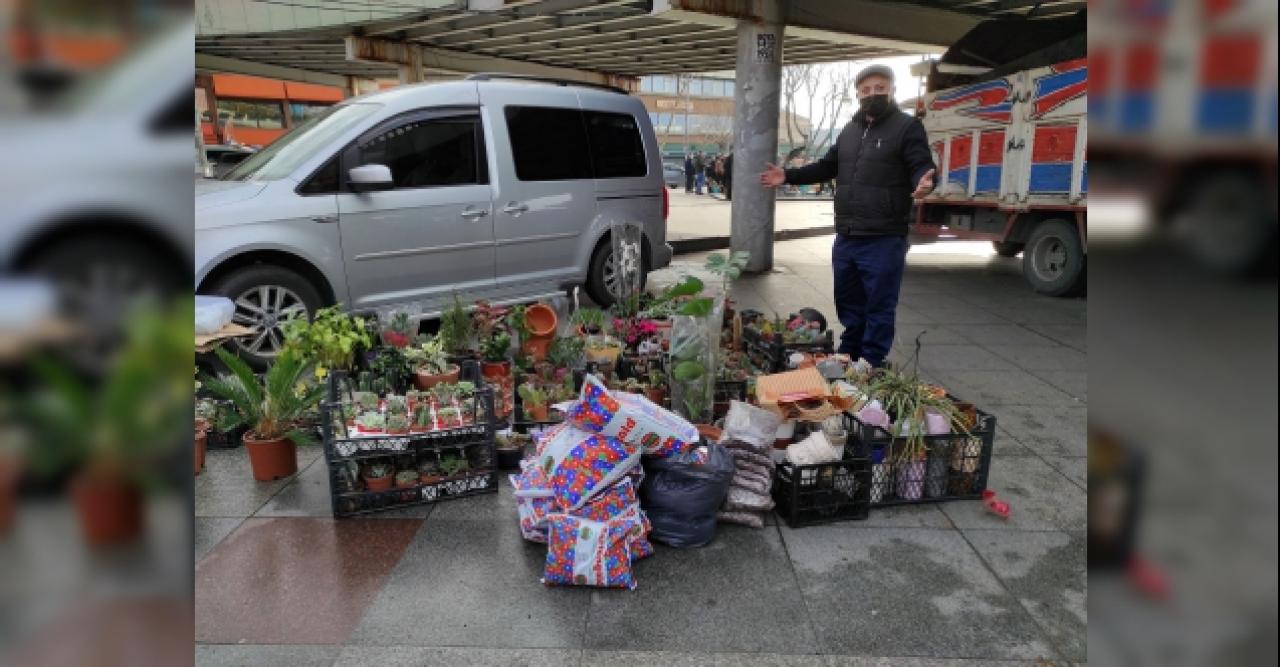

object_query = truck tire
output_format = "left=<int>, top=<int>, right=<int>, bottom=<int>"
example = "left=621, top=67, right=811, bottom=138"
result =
left=209, top=264, right=324, bottom=369
left=1022, top=219, right=1085, bottom=296
left=993, top=241, right=1025, bottom=257
left=1176, top=172, right=1277, bottom=276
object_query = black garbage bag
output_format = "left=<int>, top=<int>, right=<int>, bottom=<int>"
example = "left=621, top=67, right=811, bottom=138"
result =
left=639, top=443, right=736, bottom=548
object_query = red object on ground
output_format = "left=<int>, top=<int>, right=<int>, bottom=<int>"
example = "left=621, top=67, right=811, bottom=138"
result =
left=981, top=489, right=1012, bottom=519
left=1127, top=554, right=1171, bottom=600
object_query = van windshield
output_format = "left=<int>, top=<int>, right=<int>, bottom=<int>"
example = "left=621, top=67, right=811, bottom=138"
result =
left=223, top=102, right=382, bottom=182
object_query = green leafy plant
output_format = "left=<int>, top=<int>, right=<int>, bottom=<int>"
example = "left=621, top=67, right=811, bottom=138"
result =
left=365, top=462, right=393, bottom=479
left=570, top=307, right=607, bottom=334
left=281, top=305, right=372, bottom=377
left=505, top=305, right=529, bottom=337
left=454, top=381, right=476, bottom=400
left=369, top=347, right=413, bottom=392
left=705, top=251, right=750, bottom=294
left=546, top=337, right=585, bottom=371
left=355, top=391, right=379, bottom=412
left=471, top=300, right=510, bottom=340
left=26, top=299, right=192, bottom=481
left=439, top=455, right=469, bottom=477
left=203, top=346, right=327, bottom=445
left=406, top=335, right=453, bottom=375
left=866, top=368, right=970, bottom=461
left=481, top=331, right=511, bottom=363
left=437, top=406, right=463, bottom=426
left=395, top=470, right=418, bottom=486
left=439, top=294, right=474, bottom=355
left=412, top=404, right=432, bottom=429
left=517, top=383, right=548, bottom=409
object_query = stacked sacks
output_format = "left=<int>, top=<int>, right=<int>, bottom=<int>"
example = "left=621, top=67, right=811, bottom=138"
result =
left=717, top=401, right=784, bottom=529
left=510, top=375, right=700, bottom=588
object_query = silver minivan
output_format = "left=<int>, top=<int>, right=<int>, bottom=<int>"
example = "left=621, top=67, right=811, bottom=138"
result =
left=196, top=75, right=672, bottom=365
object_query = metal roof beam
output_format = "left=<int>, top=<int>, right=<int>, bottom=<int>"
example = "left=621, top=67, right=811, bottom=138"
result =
left=431, top=12, right=651, bottom=49
left=195, top=52, right=353, bottom=87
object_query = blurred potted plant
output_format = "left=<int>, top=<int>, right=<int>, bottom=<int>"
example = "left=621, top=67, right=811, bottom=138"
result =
left=410, top=404, right=433, bottom=433
left=418, top=459, right=444, bottom=485
left=480, top=331, right=512, bottom=379
left=363, top=462, right=394, bottom=492
left=439, top=294, right=475, bottom=359
left=380, top=312, right=414, bottom=348
left=520, top=303, right=558, bottom=361
left=368, top=347, right=413, bottom=394
left=205, top=347, right=326, bottom=482
left=281, top=304, right=372, bottom=379
left=27, top=300, right=191, bottom=547
left=518, top=384, right=550, bottom=421
left=439, top=455, right=470, bottom=481
left=437, top=406, right=464, bottom=429
left=571, top=307, right=607, bottom=336
left=355, top=411, right=385, bottom=435
left=394, top=469, right=418, bottom=489
left=407, top=336, right=459, bottom=389
left=386, top=414, right=410, bottom=436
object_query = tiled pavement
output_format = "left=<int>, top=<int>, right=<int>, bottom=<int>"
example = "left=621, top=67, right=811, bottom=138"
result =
left=195, top=237, right=1086, bottom=666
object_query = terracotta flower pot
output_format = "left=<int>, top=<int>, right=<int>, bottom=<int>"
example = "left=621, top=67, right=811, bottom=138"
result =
left=414, top=364, right=460, bottom=390
left=521, top=335, right=552, bottom=362
left=525, top=303, right=558, bottom=337
left=0, top=458, right=19, bottom=535
left=70, top=471, right=143, bottom=547
left=419, top=473, right=444, bottom=485
left=481, top=360, right=511, bottom=379
left=645, top=388, right=667, bottom=405
left=364, top=474, right=393, bottom=493
left=525, top=403, right=550, bottom=422
left=243, top=433, right=298, bottom=482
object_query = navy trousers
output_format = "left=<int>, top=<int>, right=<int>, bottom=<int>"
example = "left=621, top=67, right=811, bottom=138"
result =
left=831, top=234, right=907, bottom=367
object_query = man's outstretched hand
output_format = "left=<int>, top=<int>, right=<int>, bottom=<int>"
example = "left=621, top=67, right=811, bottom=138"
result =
left=912, top=168, right=936, bottom=200
left=759, top=162, right=785, bottom=188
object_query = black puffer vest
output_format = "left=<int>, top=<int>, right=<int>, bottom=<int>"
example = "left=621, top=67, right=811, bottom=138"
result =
left=833, top=107, right=916, bottom=236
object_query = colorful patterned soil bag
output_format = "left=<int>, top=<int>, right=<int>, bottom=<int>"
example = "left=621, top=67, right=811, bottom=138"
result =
left=542, top=514, right=636, bottom=589
left=566, top=375, right=698, bottom=459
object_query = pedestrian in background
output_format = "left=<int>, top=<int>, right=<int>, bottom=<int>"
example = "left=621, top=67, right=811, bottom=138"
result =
left=723, top=152, right=733, bottom=201
left=694, top=151, right=706, bottom=194
left=758, top=64, right=936, bottom=368
left=684, top=153, right=695, bottom=193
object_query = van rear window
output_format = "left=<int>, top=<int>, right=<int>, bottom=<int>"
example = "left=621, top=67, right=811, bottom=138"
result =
left=583, top=111, right=648, bottom=179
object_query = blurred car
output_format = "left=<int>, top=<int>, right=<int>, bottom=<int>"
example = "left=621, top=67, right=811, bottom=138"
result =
left=0, top=23, right=194, bottom=368
left=201, top=144, right=257, bottom=179
left=663, top=162, right=684, bottom=188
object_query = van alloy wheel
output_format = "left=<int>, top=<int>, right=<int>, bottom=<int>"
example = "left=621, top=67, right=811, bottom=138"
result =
left=231, top=285, right=307, bottom=357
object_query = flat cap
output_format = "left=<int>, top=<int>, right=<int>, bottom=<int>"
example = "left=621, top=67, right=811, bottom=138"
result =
left=855, top=64, right=895, bottom=86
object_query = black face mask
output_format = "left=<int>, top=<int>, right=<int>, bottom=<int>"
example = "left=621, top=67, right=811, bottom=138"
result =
left=859, top=94, right=891, bottom=117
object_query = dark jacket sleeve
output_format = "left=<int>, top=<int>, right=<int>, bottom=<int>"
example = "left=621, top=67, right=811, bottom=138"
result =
left=784, top=143, right=838, bottom=186
left=903, top=119, right=937, bottom=194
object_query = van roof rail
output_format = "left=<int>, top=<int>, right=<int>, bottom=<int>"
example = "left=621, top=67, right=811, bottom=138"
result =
left=465, top=73, right=629, bottom=96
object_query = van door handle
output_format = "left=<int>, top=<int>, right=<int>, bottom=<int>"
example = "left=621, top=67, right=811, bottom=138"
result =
left=460, top=206, right=489, bottom=220
left=311, top=215, right=338, bottom=224
left=502, top=202, right=529, bottom=216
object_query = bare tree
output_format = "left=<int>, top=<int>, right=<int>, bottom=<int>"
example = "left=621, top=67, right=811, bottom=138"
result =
left=807, top=63, right=857, bottom=159
left=781, top=64, right=814, bottom=153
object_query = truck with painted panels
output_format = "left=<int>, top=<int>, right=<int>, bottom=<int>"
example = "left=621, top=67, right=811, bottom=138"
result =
left=913, top=51, right=1088, bottom=296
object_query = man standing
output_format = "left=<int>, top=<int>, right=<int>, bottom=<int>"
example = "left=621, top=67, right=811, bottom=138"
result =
left=723, top=152, right=733, bottom=201
left=759, top=64, right=935, bottom=368
left=694, top=151, right=706, bottom=194
left=684, top=153, right=695, bottom=193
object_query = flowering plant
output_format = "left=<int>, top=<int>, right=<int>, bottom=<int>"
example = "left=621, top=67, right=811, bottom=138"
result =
left=613, top=317, right=659, bottom=347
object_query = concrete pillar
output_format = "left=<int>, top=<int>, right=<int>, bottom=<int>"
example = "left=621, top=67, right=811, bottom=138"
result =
left=398, top=45, right=424, bottom=85
left=729, top=0, right=784, bottom=273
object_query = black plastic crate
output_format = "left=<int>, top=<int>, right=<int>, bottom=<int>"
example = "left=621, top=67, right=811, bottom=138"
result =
left=773, top=452, right=871, bottom=527
left=321, top=365, right=498, bottom=518
left=712, top=379, right=748, bottom=419
left=741, top=325, right=835, bottom=373
left=846, top=401, right=996, bottom=507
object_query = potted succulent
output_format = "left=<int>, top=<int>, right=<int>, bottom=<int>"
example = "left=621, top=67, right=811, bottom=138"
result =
left=440, top=455, right=470, bottom=480
left=386, top=414, right=410, bottom=436
left=518, top=384, right=550, bottom=422
left=480, top=331, right=512, bottom=379
left=410, top=404, right=433, bottom=433
left=355, top=412, right=386, bottom=435
left=437, top=406, right=464, bottom=429
left=204, top=344, right=326, bottom=482
left=418, top=459, right=444, bottom=485
left=363, top=462, right=394, bottom=492
left=354, top=391, right=380, bottom=413
left=280, top=305, right=372, bottom=379
left=546, top=337, right=585, bottom=374
left=380, top=312, right=414, bottom=348
left=644, top=370, right=668, bottom=406
left=385, top=395, right=408, bottom=417
left=584, top=334, right=623, bottom=369
left=368, top=347, right=414, bottom=394
left=454, top=381, right=477, bottom=423
left=408, top=336, right=460, bottom=390
left=405, top=389, right=424, bottom=412
left=394, top=469, right=419, bottom=489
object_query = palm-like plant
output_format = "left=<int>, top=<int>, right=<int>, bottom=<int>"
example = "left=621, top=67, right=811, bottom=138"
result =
left=203, top=346, right=326, bottom=445
left=866, top=369, right=970, bottom=462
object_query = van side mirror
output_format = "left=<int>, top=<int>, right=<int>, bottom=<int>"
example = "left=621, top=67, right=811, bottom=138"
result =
left=348, top=164, right=394, bottom=192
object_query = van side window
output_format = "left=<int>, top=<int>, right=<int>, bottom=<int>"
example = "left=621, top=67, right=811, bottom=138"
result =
left=354, top=116, right=483, bottom=188
left=583, top=111, right=647, bottom=178
left=504, top=106, right=592, bottom=181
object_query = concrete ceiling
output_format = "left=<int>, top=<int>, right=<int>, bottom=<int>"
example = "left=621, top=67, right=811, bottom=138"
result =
left=196, top=0, right=1084, bottom=85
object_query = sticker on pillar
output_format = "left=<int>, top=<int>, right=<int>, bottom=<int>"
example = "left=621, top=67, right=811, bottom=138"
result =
left=756, top=33, right=777, bottom=64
